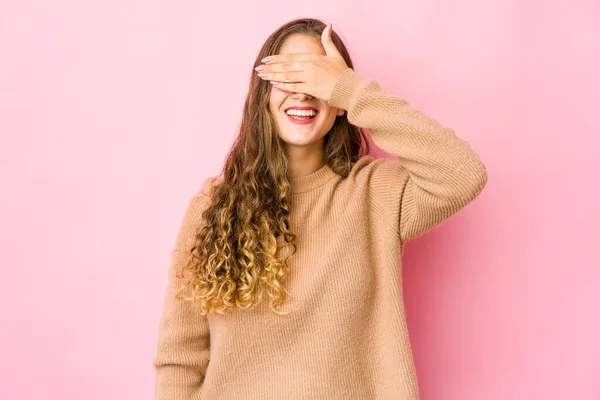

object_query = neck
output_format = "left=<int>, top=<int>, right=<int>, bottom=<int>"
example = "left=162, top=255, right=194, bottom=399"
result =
left=285, top=139, right=325, bottom=178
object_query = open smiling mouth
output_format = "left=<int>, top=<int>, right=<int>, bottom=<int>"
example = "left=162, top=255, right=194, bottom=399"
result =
left=285, top=110, right=318, bottom=125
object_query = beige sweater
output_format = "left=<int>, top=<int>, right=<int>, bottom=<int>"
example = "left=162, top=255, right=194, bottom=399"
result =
left=153, top=68, right=488, bottom=399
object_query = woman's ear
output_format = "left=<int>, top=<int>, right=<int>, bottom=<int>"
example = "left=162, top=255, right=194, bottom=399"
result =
left=336, top=108, right=345, bottom=117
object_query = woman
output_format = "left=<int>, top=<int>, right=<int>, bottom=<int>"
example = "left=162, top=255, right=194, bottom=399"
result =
left=153, top=18, right=487, bottom=399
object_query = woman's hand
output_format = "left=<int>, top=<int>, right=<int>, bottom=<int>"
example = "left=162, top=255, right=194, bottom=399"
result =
left=254, top=24, right=349, bottom=102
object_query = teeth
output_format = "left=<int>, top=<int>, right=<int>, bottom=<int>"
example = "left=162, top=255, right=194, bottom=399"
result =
left=286, top=109, right=317, bottom=117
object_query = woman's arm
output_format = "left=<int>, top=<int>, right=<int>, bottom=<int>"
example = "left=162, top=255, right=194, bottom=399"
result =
left=329, top=68, right=488, bottom=243
left=153, top=188, right=213, bottom=400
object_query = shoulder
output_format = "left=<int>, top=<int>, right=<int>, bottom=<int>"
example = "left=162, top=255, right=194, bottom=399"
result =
left=336, top=155, right=410, bottom=232
left=340, top=155, right=409, bottom=224
left=187, top=175, right=222, bottom=203
left=345, top=155, right=409, bottom=191
left=183, top=175, right=221, bottom=219
left=198, top=176, right=221, bottom=198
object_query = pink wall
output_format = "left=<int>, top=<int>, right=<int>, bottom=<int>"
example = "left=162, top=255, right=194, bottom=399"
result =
left=1, top=1, right=598, bottom=399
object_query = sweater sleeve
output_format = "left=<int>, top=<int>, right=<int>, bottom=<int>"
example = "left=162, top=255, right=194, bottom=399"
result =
left=153, top=182, right=215, bottom=400
left=328, top=68, right=488, bottom=243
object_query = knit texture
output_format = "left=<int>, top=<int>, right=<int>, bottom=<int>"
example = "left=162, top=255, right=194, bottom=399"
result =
left=153, top=68, right=488, bottom=399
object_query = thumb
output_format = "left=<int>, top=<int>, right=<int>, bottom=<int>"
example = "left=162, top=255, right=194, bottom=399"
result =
left=321, top=24, right=342, bottom=57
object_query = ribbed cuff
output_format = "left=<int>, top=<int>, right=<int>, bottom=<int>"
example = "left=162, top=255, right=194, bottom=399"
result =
left=328, top=67, right=367, bottom=111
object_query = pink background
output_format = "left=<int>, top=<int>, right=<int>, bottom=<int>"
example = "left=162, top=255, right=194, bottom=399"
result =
left=1, top=1, right=598, bottom=399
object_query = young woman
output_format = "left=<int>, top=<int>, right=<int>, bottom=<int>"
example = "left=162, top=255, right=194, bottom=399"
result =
left=153, top=18, right=487, bottom=399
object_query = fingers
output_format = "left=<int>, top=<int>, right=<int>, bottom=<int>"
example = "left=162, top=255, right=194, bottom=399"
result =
left=261, top=52, right=312, bottom=64
left=322, top=24, right=342, bottom=57
left=255, top=61, right=305, bottom=83
left=257, top=70, right=303, bottom=83
left=268, top=81, right=302, bottom=93
left=321, top=23, right=332, bottom=44
left=255, top=61, right=303, bottom=73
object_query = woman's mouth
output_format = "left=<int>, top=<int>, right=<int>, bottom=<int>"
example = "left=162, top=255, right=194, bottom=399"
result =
left=285, top=110, right=318, bottom=125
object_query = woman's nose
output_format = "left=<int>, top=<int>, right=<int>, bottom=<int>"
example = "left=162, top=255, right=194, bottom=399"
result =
left=292, top=92, right=313, bottom=100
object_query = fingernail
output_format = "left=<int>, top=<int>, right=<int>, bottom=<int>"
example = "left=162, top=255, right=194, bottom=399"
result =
left=254, top=65, right=264, bottom=71
left=270, top=81, right=279, bottom=86
left=261, top=56, right=272, bottom=64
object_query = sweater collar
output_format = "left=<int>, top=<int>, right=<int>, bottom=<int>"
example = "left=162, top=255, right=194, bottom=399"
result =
left=290, top=163, right=338, bottom=194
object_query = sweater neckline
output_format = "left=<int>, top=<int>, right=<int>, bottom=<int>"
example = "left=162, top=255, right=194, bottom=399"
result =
left=290, top=163, right=337, bottom=194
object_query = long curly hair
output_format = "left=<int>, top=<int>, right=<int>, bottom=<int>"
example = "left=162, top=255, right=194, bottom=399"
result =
left=177, top=18, right=371, bottom=315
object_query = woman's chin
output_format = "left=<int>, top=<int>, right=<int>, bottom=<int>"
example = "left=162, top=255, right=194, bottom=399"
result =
left=280, top=133, right=324, bottom=147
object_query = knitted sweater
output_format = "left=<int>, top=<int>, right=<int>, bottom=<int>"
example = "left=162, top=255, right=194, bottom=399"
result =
left=153, top=68, right=488, bottom=399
